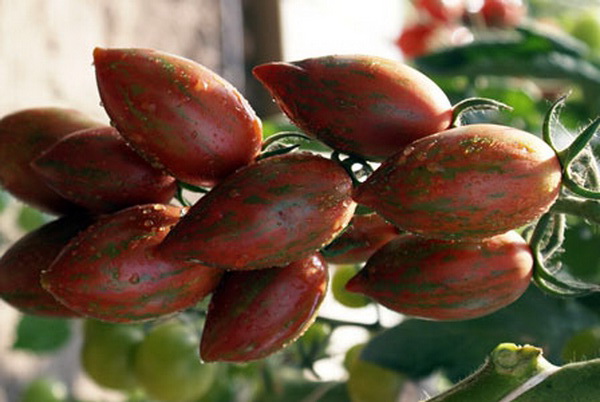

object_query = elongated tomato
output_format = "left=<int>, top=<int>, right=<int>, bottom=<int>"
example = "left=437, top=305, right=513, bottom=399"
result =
left=253, top=55, right=452, bottom=160
left=41, top=204, right=222, bottom=323
left=0, top=107, right=103, bottom=215
left=200, top=253, right=328, bottom=362
left=156, top=152, right=356, bottom=270
left=346, top=231, right=533, bottom=320
left=32, top=126, right=177, bottom=214
left=354, top=124, right=562, bottom=240
left=93, top=47, right=263, bottom=187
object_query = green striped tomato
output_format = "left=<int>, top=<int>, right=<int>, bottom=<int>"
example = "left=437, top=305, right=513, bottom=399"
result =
left=345, top=231, right=534, bottom=320
left=354, top=124, right=562, bottom=240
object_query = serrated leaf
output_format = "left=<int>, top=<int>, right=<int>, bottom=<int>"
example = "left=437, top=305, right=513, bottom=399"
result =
left=360, top=287, right=599, bottom=382
left=13, top=315, right=72, bottom=354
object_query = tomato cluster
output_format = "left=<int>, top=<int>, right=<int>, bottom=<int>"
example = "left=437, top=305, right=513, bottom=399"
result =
left=0, top=47, right=562, bottom=365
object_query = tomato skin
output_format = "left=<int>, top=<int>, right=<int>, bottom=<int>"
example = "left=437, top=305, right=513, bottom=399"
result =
left=395, top=22, right=438, bottom=59
left=479, top=0, right=526, bottom=28
left=93, top=47, right=263, bottom=187
left=200, top=253, right=328, bottom=362
left=31, top=126, right=177, bottom=214
left=0, top=107, right=103, bottom=215
left=354, top=124, right=562, bottom=240
left=252, top=55, right=452, bottom=161
left=0, top=215, right=93, bottom=317
left=41, top=204, right=222, bottom=323
left=323, top=213, right=400, bottom=265
left=156, top=152, right=356, bottom=270
left=415, top=0, right=465, bottom=22
left=346, top=231, right=533, bottom=320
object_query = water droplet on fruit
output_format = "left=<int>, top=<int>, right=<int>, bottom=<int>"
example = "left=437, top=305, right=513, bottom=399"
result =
left=143, top=220, right=155, bottom=227
left=153, top=204, right=166, bottom=211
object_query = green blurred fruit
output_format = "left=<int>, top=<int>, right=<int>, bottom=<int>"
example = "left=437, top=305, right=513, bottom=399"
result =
left=569, top=13, right=600, bottom=53
left=331, top=265, right=370, bottom=308
left=347, top=357, right=405, bottom=402
left=134, top=320, right=216, bottom=401
left=20, top=377, right=67, bottom=402
left=562, top=326, right=600, bottom=363
left=81, top=319, right=144, bottom=391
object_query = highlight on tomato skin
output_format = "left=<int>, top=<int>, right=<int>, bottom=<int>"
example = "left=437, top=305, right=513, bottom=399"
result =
left=0, top=214, right=94, bottom=317
left=345, top=230, right=534, bottom=321
left=353, top=123, right=563, bottom=241
left=200, top=252, right=329, bottom=362
left=0, top=107, right=104, bottom=215
left=155, top=152, right=356, bottom=271
left=40, top=204, right=223, bottom=323
left=93, top=47, right=263, bottom=187
left=31, top=126, right=177, bottom=214
left=252, top=54, right=453, bottom=161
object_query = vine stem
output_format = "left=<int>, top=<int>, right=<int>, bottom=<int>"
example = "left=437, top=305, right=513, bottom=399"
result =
left=550, top=196, right=600, bottom=225
left=450, top=97, right=513, bottom=127
left=315, top=315, right=384, bottom=332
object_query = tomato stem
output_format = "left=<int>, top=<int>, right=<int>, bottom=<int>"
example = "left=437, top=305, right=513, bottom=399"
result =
left=551, top=196, right=600, bottom=225
left=261, top=131, right=312, bottom=150
left=331, top=151, right=374, bottom=187
left=450, top=97, right=513, bottom=128
left=175, top=185, right=192, bottom=207
left=177, top=181, right=209, bottom=194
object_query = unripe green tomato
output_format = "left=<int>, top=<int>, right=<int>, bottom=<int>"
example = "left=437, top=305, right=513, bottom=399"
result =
left=20, top=377, right=67, bottom=402
left=561, top=327, right=600, bottom=363
left=331, top=265, right=370, bottom=308
left=569, top=13, right=600, bottom=53
left=134, top=320, right=216, bottom=402
left=81, top=319, right=144, bottom=391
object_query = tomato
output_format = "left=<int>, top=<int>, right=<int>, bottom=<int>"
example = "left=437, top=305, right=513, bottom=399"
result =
left=40, top=204, right=222, bottom=322
left=156, top=152, right=355, bottom=270
left=93, top=47, right=263, bottom=187
left=134, top=320, right=216, bottom=401
left=414, top=0, right=465, bottom=22
left=395, top=22, right=438, bottom=59
left=31, top=126, right=177, bottom=214
left=200, top=253, right=328, bottom=362
left=81, top=319, right=144, bottom=391
left=561, top=326, right=600, bottom=363
left=0, top=215, right=93, bottom=317
left=20, top=377, right=67, bottom=402
left=252, top=55, right=453, bottom=161
left=346, top=231, right=533, bottom=320
left=478, top=0, right=526, bottom=28
left=354, top=124, right=562, bottom=240
left=0, top=107, right=103, bottom=215
left=323, top=213, right=400, bottom=265
left=331, top=265, right=371, bottom=308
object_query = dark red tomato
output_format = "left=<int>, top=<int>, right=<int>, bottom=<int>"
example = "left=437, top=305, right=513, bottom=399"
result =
left=346, top=231, right=533, bottom=320
left=32, top=126, right=177, bottom=214
left=0, top=107, right=103, bottom=215
left=395, top=22, right=438, bottom=59
left=0, top=215, right=93, bottom=316
left=414, top=0, right=465, bottom=22
left=322, top=213, right=401, bottom=265
left=156, top=152, right=356, bottom=270
left=252, top=55, right=452, bottom=161
left=40, top=204, right=222, bottom=323
left=200, top=253, right=328, bottom=362
left=479, top=0, right=526, bottom=28
left=93, top=47, right=263, bottom=187
left=354, top=124, right=562, bottom=240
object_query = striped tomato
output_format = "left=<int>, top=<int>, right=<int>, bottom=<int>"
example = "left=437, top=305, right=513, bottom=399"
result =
left=354, top=124, right=562, bottom=240
left=346, top=231, right=533, bottom=320
left=200, top=253, right=328, bottom=362
left=253, top=55, right=452, bottom=161
left=41, top=204, right=222, bottom=323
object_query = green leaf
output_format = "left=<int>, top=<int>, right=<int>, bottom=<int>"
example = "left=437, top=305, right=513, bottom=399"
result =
left=0, top=190, right=8, bottom=214
left=13, top=315, right=72, bottom=354
left=561, top=218, right=600, bottom=284
left=17, top=205, right=51, bottom=232
left=360, top=287, right=599, bottom=382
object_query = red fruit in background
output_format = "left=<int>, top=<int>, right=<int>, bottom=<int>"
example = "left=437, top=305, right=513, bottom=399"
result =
left=479, top=0, right=526, bottom=28
left=0, top=215, right=93, bottom=316
left=395, top=22, right=438, bottom=59
left=0, top=107, right=104, bottom=215
left=346, top=231, right=533, bottom=320
left=32, top=126, right=177, bottom=214
left=41, top=204, right=222, bottom=323
left=354, top=124, right=562, bottom=240
left=414, top=0, right=465, bottom=22
left=156, top=152, right=356, bottom=270
left=322, top=213, right=401, bottom=265
left=200, top=253, right=328, bottom=362
left=253, top=55, right=452, bottom=161
left=93, top=47, right=263, bottom=187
